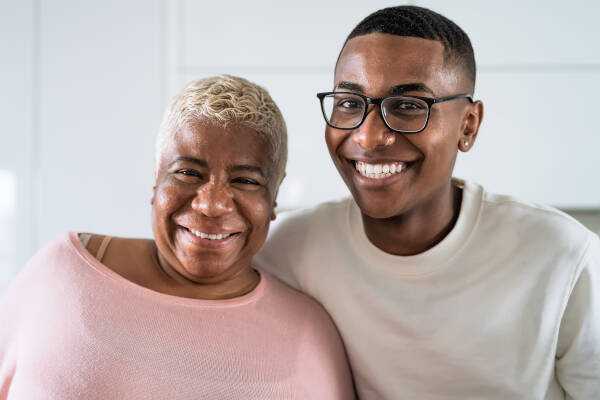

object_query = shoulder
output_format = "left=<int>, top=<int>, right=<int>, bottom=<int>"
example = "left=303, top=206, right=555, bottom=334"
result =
left=264, top=197, right=353, bottom=255
left=269, top=197, right=353, bottom=238
left=258, top=269, right=337, bottom=327
left=23, top=232, right=82, bottom=273
left=1, top=233, right=82, bottom=306
left=255, top=198, right=353, bottom=287
left=470, top=182, right=597, bottom=263
left=482, top=189, right=592, bottom=239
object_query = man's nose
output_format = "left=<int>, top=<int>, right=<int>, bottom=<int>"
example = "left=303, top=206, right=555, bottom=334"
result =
left=191, top=181, right=234, bottom=217
left=352, top=107, right=396, bottom=150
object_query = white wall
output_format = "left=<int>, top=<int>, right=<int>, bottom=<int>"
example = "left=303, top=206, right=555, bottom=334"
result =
left=1, top=0, right=599, bottom=291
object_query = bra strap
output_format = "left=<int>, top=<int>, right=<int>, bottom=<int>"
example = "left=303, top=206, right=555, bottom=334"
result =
left=96, top=236, right=113, bottom=261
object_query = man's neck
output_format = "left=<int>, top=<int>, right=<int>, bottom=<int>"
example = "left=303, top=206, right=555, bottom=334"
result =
left=361, top=182, right=462, bottom=256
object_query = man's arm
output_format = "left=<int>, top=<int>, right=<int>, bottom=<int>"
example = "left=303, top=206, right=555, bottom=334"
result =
left=555, top=234, right=600, bottom=399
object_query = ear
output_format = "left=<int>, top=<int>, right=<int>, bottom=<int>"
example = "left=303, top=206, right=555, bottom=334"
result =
left=270, top=172, right=286, bottom=221
left=458, top=100, right=484, bottom=152
left=150, top=185, right=156, bottom=205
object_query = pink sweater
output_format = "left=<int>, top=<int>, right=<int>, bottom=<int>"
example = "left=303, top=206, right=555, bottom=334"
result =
left=0, top=233, right=355, bottom=399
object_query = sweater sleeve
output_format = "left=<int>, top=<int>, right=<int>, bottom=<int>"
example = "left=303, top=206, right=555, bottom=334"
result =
left=555, top=233, right=600, bottom=399
left=0, top=270, right=22, bottom=399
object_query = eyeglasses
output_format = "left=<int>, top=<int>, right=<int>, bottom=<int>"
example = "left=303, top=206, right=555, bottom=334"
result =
left=316, top=91, right=473, bottom=134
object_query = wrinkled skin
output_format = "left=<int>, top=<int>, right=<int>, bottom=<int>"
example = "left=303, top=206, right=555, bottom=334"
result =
left=151, top=121, right=280, bottom=298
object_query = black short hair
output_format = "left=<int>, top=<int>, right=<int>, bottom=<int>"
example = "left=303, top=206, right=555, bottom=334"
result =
left=344, top=5, right=476, bottom=92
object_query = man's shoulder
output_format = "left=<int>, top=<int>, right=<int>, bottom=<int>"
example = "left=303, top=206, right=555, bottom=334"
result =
left=256, top=197, right=354, bottom=288
left=273, top=197, right=353, bottom=229
left=483, top=190, right=589, bottom=231
left=267, top=197, right=353, bottom=245
left=478, top=188, right=596, bottom=255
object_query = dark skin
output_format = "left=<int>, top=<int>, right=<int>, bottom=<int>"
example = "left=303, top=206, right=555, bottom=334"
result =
left=327, top=33, right=484, bottom=255
left=86, top=121, right=281, bottom=300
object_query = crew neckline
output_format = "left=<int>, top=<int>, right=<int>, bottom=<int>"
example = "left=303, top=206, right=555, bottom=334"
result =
left=67, top=232, right=267, bottom=308
left=347, top=179, right=484, bottom=277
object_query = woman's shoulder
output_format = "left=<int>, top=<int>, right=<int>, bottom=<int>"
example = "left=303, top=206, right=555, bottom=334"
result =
left=2, top=233, right=86, bottom=304
left=80, top=233, right=153, bottom=258
left=258, top=269, right=338, bottom=330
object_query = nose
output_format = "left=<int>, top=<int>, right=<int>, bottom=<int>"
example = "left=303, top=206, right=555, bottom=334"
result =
left=352, top=106, right=396, bottom=150
left=191, top=180, right=234, bottom=217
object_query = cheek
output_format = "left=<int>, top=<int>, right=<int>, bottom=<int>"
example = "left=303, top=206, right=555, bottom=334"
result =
left=240, top=196, right=273, bottom=233
left=416, top=121, right=461, bottom=164
left=325, top=128, right=345, bottom=156
left=152, top=183, right=187, bottom=221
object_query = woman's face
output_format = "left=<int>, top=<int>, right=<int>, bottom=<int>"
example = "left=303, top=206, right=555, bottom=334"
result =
left=151, top=121, right=278, bottom=284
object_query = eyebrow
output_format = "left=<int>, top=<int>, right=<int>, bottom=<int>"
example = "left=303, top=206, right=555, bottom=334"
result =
left=169, top=156, right=207, bottom=168
left=336, top=81, right=436, bottom=96
left=170, top=157, right=265, bottom=177
left=231, top=165, right=266, bottom=177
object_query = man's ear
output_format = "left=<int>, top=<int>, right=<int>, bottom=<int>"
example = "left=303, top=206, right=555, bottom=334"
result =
left=458, top=100, right=484, bottom=152
left=271, top=172, right=286, bottom=221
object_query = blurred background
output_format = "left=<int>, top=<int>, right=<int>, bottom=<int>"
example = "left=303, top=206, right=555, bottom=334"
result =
left=1, top=0, right=599, bottom=292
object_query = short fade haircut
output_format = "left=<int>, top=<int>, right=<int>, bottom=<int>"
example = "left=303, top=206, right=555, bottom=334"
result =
left=344, top=5, right=476, bottom=92
left=155, top=74, right=287, bottom=182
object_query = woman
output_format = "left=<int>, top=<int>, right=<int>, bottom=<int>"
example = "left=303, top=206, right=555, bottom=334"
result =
left=0, top=75, right=355, bottom=399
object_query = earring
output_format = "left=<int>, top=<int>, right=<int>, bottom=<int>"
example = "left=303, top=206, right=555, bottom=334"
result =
left=464, top=140, right=470, bottom=147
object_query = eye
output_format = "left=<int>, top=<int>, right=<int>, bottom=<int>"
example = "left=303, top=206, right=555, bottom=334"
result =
left=386, top=98, right=428, bottom=116
left=337, top=98, right=361, bottom=109
left=175, top=169, right=202, bottom=179
left=232, top=177, right=259, bottom=185
left=396, top=101, right=423, bottom=110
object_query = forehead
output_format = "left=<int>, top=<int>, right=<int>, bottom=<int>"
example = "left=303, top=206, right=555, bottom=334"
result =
left=166, top=121, right=272, bottom=169
left=335, top=33, right=458, bottom=96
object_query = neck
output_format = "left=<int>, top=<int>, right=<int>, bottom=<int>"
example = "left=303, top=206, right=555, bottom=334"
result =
left=153, top=248, right=260, bottom=300
left=361, top=181, right=462, bottom=256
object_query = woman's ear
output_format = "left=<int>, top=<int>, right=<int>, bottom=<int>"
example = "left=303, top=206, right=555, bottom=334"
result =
left=270, top=172, right=286, bottom=221
left=150, top=185, right=156, bottom=205
left=458, top=100, right=484, bottom=152
left=271, top=201, right=278, bottom=221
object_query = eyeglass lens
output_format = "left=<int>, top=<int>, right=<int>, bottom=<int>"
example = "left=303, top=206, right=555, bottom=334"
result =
left=321, top=93, right=429, bottom=132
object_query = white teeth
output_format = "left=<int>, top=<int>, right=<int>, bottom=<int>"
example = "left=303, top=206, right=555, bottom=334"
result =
left=189, top=229, right=232, bottom=240
left=355, top=161, right=405, bottom=179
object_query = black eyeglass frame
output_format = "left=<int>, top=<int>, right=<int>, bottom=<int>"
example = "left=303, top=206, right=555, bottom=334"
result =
left=316, top=91, right=474, bottom=134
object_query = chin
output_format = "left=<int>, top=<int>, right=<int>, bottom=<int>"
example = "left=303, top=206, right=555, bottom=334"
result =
left=353, top=197, right=400, bottom=220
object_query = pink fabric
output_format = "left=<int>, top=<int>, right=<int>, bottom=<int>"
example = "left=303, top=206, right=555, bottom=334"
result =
left=0, top=233, right=355, bottom=399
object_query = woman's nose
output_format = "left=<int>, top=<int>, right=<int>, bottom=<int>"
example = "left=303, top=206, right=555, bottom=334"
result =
left=191, top=181, right=234, bottom=217
left=352, top=107, right=396, bottom=150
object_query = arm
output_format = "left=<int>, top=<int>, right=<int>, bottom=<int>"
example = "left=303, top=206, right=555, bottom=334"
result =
left=0, top=276, right=20, bottom=399
left=555, top=234, right=600, bottom=399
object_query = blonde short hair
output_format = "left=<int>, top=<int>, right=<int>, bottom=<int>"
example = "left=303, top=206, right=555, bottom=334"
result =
left=155, top=75, right=287, bottom=181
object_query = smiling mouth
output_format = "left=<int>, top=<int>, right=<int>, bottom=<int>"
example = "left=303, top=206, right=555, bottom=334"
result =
left=183, top=227, right=240, bottom=241
left=350, top=160, right=411, bottom=179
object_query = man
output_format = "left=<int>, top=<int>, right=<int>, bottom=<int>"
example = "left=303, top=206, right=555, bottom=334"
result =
left=255, top=5, right=600, bottom=399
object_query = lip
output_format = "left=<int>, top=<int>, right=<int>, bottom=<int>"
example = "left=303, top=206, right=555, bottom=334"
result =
left=178, top=226, right=244, bottom=249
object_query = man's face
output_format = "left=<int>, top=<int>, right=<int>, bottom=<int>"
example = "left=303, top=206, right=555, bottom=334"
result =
left=326, top=33, right=476, bottom=219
